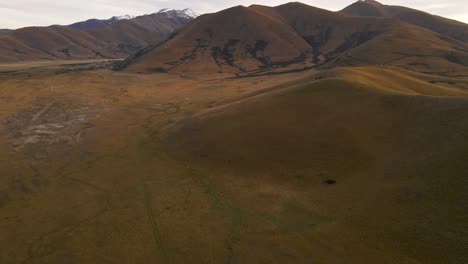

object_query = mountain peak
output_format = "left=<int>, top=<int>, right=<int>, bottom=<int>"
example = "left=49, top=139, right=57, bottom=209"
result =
left=179, top=8, right=200, bottom=18
left=68, top=8, right=197, bottom=30
left=359, top=0, right=383, bottom=4
left=341, top=0, right=387, bottom=17
left=156, top=8, right=199, bottom=19
left=113, top=14, right=135, bottom=20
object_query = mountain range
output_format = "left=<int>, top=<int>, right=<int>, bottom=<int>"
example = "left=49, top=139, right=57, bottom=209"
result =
left=2, top=0, right=467, bottom=76
left=68, top=9, right=199, bottom=30
left=120, top=2, right=468, bottom=76
left=0, top=9, right=197, bottom=62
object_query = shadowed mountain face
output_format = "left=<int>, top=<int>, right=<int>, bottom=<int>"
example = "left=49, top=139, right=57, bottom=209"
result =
left=0, top=10, right=195, bottom=63
left=120, top=2, right=468, bottom=75
left=340, top=0, right=468, bottom=43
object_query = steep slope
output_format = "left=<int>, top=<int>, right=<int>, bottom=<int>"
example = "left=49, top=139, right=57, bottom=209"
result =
left=341, top=0, right=468, bottom=42
left=164, top=68, right=468, bottom=263
left=121, top=2, right=468, bottom=75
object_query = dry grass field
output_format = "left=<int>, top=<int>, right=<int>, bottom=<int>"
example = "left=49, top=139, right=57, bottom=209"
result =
left=0, top=59, right=467, bottom=263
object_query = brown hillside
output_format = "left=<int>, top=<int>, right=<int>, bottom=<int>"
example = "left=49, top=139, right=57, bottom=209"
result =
left=121, top=2, right=468, bottom=75
left=340, top=0, right=468, bottom=42
left=121, top=3, right=398, bottom=73
left=327, top=24, right=468, bottom=75
left=122, top=5, right=313, bottom=74
left=164, top=68, right=468, bottom=263
left=0, top=26, right=125, bottom=62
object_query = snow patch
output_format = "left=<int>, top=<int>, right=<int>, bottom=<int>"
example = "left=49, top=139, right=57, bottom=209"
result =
left=156, top=8, right=199, bottom=19
left=113, top=14, right=135, bottom=20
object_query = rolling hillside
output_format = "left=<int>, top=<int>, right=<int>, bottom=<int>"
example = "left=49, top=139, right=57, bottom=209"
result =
left=163, top=67, right=468, bottom=263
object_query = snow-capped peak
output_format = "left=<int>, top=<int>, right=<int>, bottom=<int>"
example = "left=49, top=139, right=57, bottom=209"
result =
left=156, top=8, right=199, bottom=19
left=181, top=9, right=199, bottom=18
left=114, top=14, right=135, bottom=20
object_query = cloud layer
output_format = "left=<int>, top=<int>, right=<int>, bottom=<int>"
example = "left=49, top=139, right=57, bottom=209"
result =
left=1, top=0, right=467, bottom=29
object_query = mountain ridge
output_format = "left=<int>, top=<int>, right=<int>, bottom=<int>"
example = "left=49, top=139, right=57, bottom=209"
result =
left=69, top=9, right=198, bottom=30
left=120, top=2, right=468, bottom=76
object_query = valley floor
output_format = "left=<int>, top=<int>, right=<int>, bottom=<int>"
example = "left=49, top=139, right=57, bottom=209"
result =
left=0, top=61, right=467, bottom=263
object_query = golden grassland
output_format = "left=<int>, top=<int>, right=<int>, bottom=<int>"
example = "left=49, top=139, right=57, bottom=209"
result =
left=0, top=62, right=467, bottom=263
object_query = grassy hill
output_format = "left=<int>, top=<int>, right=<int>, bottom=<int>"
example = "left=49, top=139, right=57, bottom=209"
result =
left=163, top=67, right=468, bottom=263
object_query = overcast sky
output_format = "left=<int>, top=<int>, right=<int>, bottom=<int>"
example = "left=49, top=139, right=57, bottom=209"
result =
left=1, top=0, right=467, bottom=29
